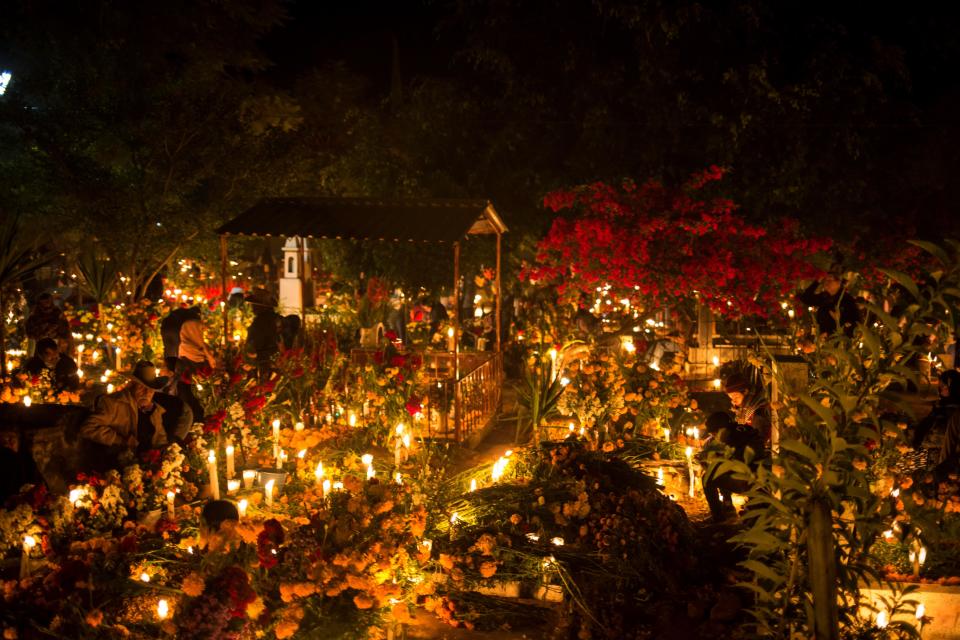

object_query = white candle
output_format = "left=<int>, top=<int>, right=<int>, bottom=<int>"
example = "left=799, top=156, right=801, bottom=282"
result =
left=348, top=412, right=357, bottom=427
left=656, top=467, right=664, bottom=486
left=242, top=470, right=256, bottom=489
left=264, top=479, right=275, bottom=507
left=333, top=481, right=344, bottom=491
left=315, top=462, right=324, bottom=485
left=20, top=535, right=36, bottom=579
left=225, top=444, right=235, bottom=479
left=207, top=451, right=220, bottom=500
left=294, top=421, right=304, bottom=432
left=663, top=427, right=671, bottom=441
left=227, top=479, right=240, bottom=495
left=395, top=472, right=403, bottom=485
left=469, top=478, right=477, bottom=492
left=447, top=327, right=455, bottom=351
left=238, top=498, right=248, bottom=519
left=157, top=598, right=169, bottom=620
left=361, top=453, right=373, bottom=466
left=166, top=491, right=175, bottom=519
left=272, top=418, right=281, bottom=462
left=685, top=446, right=695, bottom=498
left=366, top=465, right=375, bottom=480
left=322, top=479, right=331, bottom=499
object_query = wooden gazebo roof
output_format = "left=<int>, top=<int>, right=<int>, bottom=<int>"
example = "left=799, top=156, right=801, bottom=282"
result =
left=216, top=197, right=507, bottom=241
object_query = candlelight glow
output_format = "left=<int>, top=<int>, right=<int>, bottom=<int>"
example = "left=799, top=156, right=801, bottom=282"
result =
left=157, top=598, right=169, bottom=620
left=361, top=453, right=374, bottom=466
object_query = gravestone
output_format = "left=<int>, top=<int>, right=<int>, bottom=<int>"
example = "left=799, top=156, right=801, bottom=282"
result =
left=0, top=403, right=89, bottom=495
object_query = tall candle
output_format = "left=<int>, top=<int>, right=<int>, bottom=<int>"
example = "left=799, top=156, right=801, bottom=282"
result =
left=264, top=479, right=275, bottom=507
left=157, top=598, right=170, bottom=621
left=315, top=462, right=324, bottom=485
left=272, top=418, right=281, bottom=463
left=685, top=446, right=695, bottom=498
left=225, top=444, right=235, bottom=479
left=20, top=535, right=36, bottom=579
left=447, top=327, right=455, bottom=351
left=207, top=451, right=220, bottom=500
left=238, top=498, right=248, bottom=519
left=366, top=465, right=375, bottom=481
left=166, top=491, right=176, bottom=519
left=322, top=479, right=331, bottom=499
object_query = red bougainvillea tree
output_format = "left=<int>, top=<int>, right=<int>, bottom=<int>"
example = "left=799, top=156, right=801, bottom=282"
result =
left=524, top=167, right=832, bottom=318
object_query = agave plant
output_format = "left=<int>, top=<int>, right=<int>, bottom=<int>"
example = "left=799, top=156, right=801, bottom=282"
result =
left=514, top=341, right=580, bottom=443
left=76, top=247, right=119, bottom=330
left=0, top=215, right=55, bottom=376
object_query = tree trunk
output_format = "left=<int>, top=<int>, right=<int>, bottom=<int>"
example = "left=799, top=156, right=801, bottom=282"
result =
left=807, top=496, right=839, bottom=640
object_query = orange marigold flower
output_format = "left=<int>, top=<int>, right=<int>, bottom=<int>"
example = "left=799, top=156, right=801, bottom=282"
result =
left=479, top=561, right=498, bottom=578
left=181, top=572, right=205, bottom=597
left=85, top=610, right=103, bottom=628
left=353, top=594, right=374, bottom=609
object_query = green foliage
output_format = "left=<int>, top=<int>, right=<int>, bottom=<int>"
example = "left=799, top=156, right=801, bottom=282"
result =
left=705, top=241, right=960, bottom=638
left=515, top=343, right=568, bottom=443
left=76, top=249, right=118, bottom=304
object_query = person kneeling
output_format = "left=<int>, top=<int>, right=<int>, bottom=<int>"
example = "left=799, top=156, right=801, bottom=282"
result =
left=701, top=411, right=766, bottom=523
left=79, top=361, right=192, bottom=471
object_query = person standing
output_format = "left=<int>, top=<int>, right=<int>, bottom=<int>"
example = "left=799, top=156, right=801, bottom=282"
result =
left=796, top=273, right=861, bottom=337
left=25, top=293, right=70, bottom=354
left=176, top=307, right=216, bottom=422
left=245, top=289, right=281, bottom=379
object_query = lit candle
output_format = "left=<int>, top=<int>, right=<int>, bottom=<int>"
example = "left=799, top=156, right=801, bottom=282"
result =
left=23, top=396, right=31, bottom=407
left=361, top=453, right=373, bottom=466
left=264, top=479, right=275, bottom=507
left=242, top=470, right=256, bottom=489
left=322, top=479, right=331, bottom=499
left=348, top=412, right=357, bottom=427
left=225, top=444, right=235, bottom=479
left=366, top=465, right=375, bottom=480
left=663, top=427, right=670, bottom=441
left=685, top=446, right=695, bottom=498
left=447, top=326, right=455, bottom=351
left=166, top=491, right=175, bottom=519
left=20, top=535, right=36, bottom=579
left=294, top=421, right=304, bottom=432
left=157, top=598, right=169, bottom=621
left=395, top=472, right=403, bottom=485
left=227, top=479, right=240, bottom=495
left=656, top=467, right=664, bottom=486
left=315, top=461, right=325, bottom=485
left=207, top=451, right=220, bottom=500
left=469, top=478, right=477, bottom=492
left=333, top=481, right=344, bottom=491
left=238, top=498, right=248, bottom=519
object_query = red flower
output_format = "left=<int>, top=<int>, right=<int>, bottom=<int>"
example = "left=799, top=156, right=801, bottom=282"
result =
left=389, top=355, right=407, bottom=368
left=256, top=519, right=285, bottom=569
left=204, top=410, right=227, bottom=434
left=405, top=396, right=422, bottom=417
left=385, top=330, right=398, bottom=341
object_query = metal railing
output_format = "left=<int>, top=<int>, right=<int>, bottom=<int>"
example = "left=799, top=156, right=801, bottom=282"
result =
left=348, top=348, right=503, bottom=443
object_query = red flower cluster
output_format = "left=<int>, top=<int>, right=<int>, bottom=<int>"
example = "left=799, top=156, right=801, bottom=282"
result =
left=257, top=519, right=285, bottom=569
left=203, top=410, right=227, bottom=434
left=525, top=170, right=831, bottom=317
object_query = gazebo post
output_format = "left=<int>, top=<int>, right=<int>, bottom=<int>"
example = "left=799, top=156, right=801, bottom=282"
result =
left=453, top=240, right=461, bottom=442
left=495, top=231, right=502, bottom=353
left=219, top=234, right=229, bottom=347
